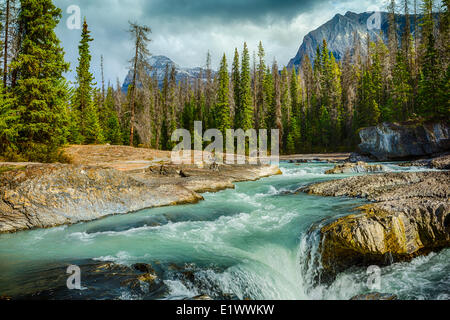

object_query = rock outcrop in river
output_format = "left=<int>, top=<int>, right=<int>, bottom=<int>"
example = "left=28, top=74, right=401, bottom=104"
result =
left=325, top=162, right=385, bottom=174
left=358, top=122, right=449, bottom=161
left=399, top=154, right=450, bottom=170
left=301, top=171, right=450, bottom=279
left=0, top=163, right=281, bottom=233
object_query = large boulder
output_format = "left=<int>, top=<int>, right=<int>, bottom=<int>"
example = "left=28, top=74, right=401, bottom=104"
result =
left=301, top=171, right=450, bottom=280
left=358, top=122, right=450, bottom=161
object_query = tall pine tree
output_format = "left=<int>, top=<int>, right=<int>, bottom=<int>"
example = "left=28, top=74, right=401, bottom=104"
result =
left=11, top=0, right=70, bottom=162
left=237, top=42, right=253, bottom=131
left=73, top=18, right=103, bottom=144
left=216, top=54, right=231, bottom=135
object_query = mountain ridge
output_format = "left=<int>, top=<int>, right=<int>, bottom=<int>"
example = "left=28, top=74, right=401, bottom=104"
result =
left=121, top=55, right=211, bottom=91
left=288, top=11, right=420, bottom=69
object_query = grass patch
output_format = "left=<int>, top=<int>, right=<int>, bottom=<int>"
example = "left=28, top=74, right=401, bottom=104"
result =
left=0, top=166, right=26, bottom=174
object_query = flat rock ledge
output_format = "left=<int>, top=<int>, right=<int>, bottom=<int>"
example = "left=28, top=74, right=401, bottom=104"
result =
left=325, top=162, right=385, bottom=174
left=301, top=171, right=450, bottom=279
left=0, top=163, right=281, bottom=233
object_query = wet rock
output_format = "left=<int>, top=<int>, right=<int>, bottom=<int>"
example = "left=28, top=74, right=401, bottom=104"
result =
left=350, top=293, right=398, bottom=300
left=325, top=162, right=385, bottom=174
left=358, top=121, right=450, bottom=161
left=398, top=159, right=432, bottom=168
left=398, top=154, right=450, bottom=170
left=302, top=171, right=450, bottom=279
left=289, top=159, right=309, bottom=164
left=133, top=263, right=154, bottom=274
left=147, top=165, right=179, bottom=176
left=209, top=162, right=220, bottom=171
left=179, top=170, right=190, bottom=178
left=430, top=155, right=450, bottom=170
left=191, top=295, right=213, bottom=300
left=137, top=273, right=158, bottom=283
left=347, top=153, right=375, bottom=163
left=302, top=171, right=449, bottom=201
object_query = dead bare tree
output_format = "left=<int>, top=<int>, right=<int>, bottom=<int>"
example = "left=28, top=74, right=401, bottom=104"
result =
left=127, top=21, right=151, bottom=146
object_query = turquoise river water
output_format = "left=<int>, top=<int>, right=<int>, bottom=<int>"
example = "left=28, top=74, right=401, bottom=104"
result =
left=0, top=162, right=448, bottom=300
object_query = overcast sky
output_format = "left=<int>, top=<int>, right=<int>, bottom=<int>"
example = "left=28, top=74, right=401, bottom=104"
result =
left=54, top=0, right=387, bottom=88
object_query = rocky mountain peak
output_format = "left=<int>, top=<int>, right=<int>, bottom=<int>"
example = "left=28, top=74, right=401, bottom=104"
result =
left=287, top=11, right=419, bottom=69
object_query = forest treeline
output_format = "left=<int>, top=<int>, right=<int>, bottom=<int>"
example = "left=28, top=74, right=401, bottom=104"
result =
left=0, top=0, right=448, bottom=162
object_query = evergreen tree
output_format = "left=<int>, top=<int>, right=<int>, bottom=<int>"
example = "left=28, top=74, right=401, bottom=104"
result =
left=216, top=54, right=231, bottom=135
left=103, top=87, right=122, bottom=144
left=73, top=18, right=101, bottom=143
left=319, top=105, right=331, bottom=149
left=289, top=68, right=302, bottom=151
left=237, top=42, right=253, bottom=130
left=83, top=101, right=104, bottom=144
left=272, top=60, right=283, bottom=149
left=165, top=65, right=178, bottom=149
left=231, top=48, right=241, bottom=127
left=255, top=41, right=266, bottom=129
left=181, top=92, right=195, bottom=135
left=10, top=0, right=70, bottom=162
left=418, top=0, right=443, bottom=118
left=358, top=70, right=381, bottom=127
left=290, top=68, right=300, bottom=119
left=262, top=66, right=273, bottom=129
left=391, top=50, right=413, bottom=121
left=0, top=82, right=19, bottom=158
left=280, top=67, right=291, bottom=151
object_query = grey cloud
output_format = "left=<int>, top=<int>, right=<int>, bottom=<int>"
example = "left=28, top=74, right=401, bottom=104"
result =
left=54, top=0, right=379, bottom=88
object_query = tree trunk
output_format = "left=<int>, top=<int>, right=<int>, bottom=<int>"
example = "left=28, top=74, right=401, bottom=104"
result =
left=129, top=34, right=140, bottom=146
left=3, top=0, right=10, bottom=89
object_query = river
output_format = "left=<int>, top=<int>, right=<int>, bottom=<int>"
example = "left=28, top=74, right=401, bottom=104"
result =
left=0, top=162, right=448, bottom=300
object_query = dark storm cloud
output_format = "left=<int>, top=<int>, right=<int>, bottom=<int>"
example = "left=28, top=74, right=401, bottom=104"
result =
left=141, top=0, right=323, bottom=24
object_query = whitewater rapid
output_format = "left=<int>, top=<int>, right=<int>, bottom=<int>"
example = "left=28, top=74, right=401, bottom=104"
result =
left=0, top=163, right=448, bottom=300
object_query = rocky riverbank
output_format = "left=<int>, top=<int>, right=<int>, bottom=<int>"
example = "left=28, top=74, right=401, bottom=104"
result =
left=0, top=162, right=281, bottom=233
left=300, top=171, right=450, bottom=279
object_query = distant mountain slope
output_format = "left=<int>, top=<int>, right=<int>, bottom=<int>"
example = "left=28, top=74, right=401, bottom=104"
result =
left=288, top=11, right=419, bottom=69
left=122, top=55, right=211, bottom=91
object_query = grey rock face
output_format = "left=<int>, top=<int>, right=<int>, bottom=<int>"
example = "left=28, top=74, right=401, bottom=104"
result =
left=358, top=122, right=450, bottom=161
